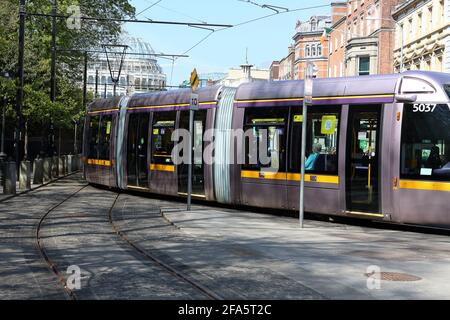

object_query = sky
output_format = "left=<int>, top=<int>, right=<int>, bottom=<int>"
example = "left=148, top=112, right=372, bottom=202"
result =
left=124, top=0, right=331, bottom=87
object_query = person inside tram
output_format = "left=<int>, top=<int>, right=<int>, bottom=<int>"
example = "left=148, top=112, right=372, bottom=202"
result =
left=426, top=145, right=442, bottom=169
left=305, top=143, right=322, bottom=170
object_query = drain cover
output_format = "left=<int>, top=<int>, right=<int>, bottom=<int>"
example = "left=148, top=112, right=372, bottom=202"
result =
left=365, top=272, right=421, bottom=282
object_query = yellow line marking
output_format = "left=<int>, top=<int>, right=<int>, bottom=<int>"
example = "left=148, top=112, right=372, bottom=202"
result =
left=399, top=180, right=450, bottom=192
left=150, top=164, right=175, bottom=172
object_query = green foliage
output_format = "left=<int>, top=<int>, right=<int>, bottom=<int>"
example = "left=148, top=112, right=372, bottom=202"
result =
left=0, top=0, right=135, bottom=131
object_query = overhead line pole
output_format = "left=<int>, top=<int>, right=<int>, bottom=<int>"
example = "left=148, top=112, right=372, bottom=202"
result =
left=26, top=13, right=233, bottom=28
left=49, top=0, right=57, bottom=157
left=16, top=0, right=26, bottom=168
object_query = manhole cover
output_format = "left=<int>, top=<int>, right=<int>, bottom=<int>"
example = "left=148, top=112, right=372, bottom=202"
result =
left=365, top=272, right=421, bottom=282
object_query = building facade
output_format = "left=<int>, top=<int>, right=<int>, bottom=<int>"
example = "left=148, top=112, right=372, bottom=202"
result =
left=269, top=61, right=280, bottom=80
left=329, top=2, right=348, bottom=77
left=392, top=0, right=449, bottom=73
left=270, top=46, right=295, bottom=81
left=293, top=16, right=332, bottom=79
left=220, top=65, right=270, bottom=87
left=86, top=37, right=166, bottom=98
left=344, top=0, right=402, bottom=76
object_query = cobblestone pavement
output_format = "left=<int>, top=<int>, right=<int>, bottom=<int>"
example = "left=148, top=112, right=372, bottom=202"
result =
left=0, top=174, right=86, bottom=299
left=2, top=174, right=450, bottom=299
left=111, top=194, right=325, bottom=300
left=39, top=186, right=209, bottom=300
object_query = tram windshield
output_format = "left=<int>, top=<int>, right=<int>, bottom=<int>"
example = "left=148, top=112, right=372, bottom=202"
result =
left=400, top=103, right=450, bottom=181
left=444, top=84, right=450, bottom=100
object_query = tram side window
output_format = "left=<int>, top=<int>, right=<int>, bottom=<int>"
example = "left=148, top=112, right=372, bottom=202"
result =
left=88, top=115, right=100, bottom=158
left=242, top=107, right=288, bottom=172
left=151, top=111, right=176, bottom=164
left=289, top=107, right=340, bottom=174
left=400, top=104, right=450, bottom=181
left=98, top=115, right=112, bottom=160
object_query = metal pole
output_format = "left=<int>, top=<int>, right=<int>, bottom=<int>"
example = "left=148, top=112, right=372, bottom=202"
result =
left=50, top=0, right=56, bottom=156
left=82, top=51, right=88, bottom=108
left=187, top=108, right=193, bottom=211
left=73, top=121, right=77, bottom=154
left=16, top=0, right=26, bottom=167
left=0, top=95, right=7, bottom=187
left=104, top=83, right=106, bottom=98
left=299, top=63, right=314, bottom=228
left=113, top=81, right=117, bottom=97
left=299, top=98, right=307, bottom=228
left=95, top=69, right=98, bottom=98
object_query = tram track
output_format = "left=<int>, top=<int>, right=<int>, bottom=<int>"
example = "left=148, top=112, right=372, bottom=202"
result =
left=35, top=184, right=89, bottom=300
left=108, top=192, right=224, bottom=300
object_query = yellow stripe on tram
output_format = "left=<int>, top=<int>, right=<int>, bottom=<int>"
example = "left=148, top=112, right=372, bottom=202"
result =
left=150, top=164, right=175, bottom=172
left=399, top=180, right=450, bottom=192
left=235, top=94, right=394, bottom=104
left=87, top=159, right=111, bottom=166
left=241, top=170, right=339, bottom=184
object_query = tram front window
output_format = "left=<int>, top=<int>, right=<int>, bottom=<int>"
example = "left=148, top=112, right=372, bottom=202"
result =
left=401, top=103, right=450, bottom=181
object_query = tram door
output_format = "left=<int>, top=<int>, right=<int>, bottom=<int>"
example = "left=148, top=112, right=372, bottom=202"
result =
left=178, top=110, right=207, bottom=196
left=346, top=105, right=381, bottom=213
left=127, top=113, right=150, bottom=188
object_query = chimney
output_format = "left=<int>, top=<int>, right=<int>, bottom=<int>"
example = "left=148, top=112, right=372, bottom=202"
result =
left=331, top=2, right=347, bottom=24
left=240, top=63, right=254, bottom=84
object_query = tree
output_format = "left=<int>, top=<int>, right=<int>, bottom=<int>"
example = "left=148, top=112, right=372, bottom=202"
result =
left=0, top=0, right=135, bottom=158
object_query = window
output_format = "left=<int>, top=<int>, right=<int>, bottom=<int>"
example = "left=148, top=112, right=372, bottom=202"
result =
left=317, top=44, right=322, bottom=56
left=400, top=104, right=450, bottom=181
left=88, top=75, right=94, bottom=84
left=305, top=45, right=310, bottom=57
left=289, top=106, right=340, bottom=174
left=98, top=115, right=112, bottom=160
left=359, top=56, right=370, bottom=75
left=88, top=116, right=100, bottom=158
left=360, top=14, right=364, bottom=36
left=243, top=107, right=288, bottom=172
left=151, top=111, right=176, bottom=164
left=311, top=45, right=316, bottom=57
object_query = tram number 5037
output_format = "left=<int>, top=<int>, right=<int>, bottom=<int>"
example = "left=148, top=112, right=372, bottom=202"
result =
left=412, top=103, right=437, bottom=113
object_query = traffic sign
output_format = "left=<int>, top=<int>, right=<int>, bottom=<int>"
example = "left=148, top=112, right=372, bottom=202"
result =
left=190, top=68, right=200, bottom=92
left=190, top=93, right=199, bottom=111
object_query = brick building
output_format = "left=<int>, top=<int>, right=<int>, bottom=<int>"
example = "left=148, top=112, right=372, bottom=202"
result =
left=329, top=2, right=348, bottom=77
left=293, top=16, right=332, bottom=79
left=269, top=61, right=280, bottom=80
left=345, top=0, right=401, bottom=76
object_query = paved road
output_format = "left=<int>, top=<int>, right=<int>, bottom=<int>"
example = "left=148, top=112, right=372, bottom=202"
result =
left=0, top=174, right=85, bottom=299
left=2, top=174, right=450, bottom=299
left=40, top=186, right=208, bottom=300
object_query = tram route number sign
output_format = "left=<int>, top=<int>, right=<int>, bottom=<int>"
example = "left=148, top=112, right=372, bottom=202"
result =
left=190, top=93, right=199, bottom=111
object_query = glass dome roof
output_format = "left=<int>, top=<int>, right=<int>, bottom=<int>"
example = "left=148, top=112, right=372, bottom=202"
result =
left=124, top=36, right=156, bottom=56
